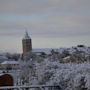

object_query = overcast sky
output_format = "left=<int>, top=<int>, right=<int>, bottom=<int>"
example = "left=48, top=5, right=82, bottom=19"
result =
left=0, top=0, right=90, bottom=53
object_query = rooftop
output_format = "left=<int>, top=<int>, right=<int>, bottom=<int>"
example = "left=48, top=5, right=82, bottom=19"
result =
left=23, top=31, right=31, bottom=40
left=1, top=61, right=19, bottom=65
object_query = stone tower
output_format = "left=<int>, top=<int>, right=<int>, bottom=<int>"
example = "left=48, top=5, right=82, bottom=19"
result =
left=22, top=31, right=32, bottom=53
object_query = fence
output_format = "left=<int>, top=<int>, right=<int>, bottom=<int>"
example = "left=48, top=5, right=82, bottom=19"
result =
left=0, top=85, right=62, bottom=90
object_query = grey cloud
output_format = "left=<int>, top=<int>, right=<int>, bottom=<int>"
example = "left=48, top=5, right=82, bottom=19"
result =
left=0, top=0, right=90, bottom=14
left=0, top=0, right=90, bottom=52
left=0, top=32, right=21, bottom=36
left=0, top=14, right=90, bottom=37
left=0, top=0, right=51, bottom=14
left=0, top=0, right=90, bottom=38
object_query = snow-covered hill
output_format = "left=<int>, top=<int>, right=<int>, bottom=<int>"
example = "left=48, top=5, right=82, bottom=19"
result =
left=33, top=45, right=90, bottom=55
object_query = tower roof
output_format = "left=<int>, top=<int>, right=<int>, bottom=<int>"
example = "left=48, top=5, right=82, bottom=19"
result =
left=23, top=31, right=31, bottom=40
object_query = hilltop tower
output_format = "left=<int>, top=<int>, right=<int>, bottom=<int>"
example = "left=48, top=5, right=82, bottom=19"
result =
left=22, top=31, right=32, bottom=53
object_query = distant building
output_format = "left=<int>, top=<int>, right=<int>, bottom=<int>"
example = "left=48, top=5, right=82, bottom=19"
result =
left=1, top=60, right=19, bottom=70
left=0, top=56, right=8, bottom=63
left=22, top=31, right=32, bottom=53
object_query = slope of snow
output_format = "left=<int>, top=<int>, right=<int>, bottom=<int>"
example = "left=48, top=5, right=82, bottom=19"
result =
left=1, top=61, right=19, bottom=64
left=32, top=48, right=52, bottom=54
left=32, top=45, right=90, bottom=55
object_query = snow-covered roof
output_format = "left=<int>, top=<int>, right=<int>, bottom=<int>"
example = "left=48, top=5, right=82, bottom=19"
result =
left=23, top=31, right=31, bottom=40
left=0, top=56, right=8, bottom=60
left=1, top=61, right=19, bottom=65
left=63, top=56, right=71, bottom=60
left=32, top=48, right=52, bottom=54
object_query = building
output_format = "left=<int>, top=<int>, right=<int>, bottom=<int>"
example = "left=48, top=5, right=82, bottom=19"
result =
left=0, top=56, right=8, bottom=63
left=22, top=31, right=32, bottom=53
left=0, top=74, right=14, bottom=87
left=1, top=60, right=19, bottom=70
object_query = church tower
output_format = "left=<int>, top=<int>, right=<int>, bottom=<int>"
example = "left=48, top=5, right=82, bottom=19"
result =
left=22, top=31, right=32, bottom=53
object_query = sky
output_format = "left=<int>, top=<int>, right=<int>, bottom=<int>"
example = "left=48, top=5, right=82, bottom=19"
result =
left=0, top=0, right=90, bottom=53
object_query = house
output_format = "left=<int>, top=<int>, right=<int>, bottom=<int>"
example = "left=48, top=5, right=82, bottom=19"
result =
left=1, top=60, right=19, bottom=70
left=0, top=56, right=8, bottom=63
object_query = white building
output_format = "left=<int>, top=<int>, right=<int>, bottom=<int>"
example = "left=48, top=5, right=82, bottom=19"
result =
left=1, top=60, right=19, bottom=70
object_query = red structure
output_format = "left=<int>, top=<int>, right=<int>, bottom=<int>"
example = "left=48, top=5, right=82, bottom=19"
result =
left=0, top=74, right=13, bottom=90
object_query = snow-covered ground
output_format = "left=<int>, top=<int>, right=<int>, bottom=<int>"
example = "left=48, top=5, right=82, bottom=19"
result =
left=0, top=45, right=90, bottom=90
left=33, top=45, right=90, bottom=55
left=18, top=58, right=90, bottom=90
